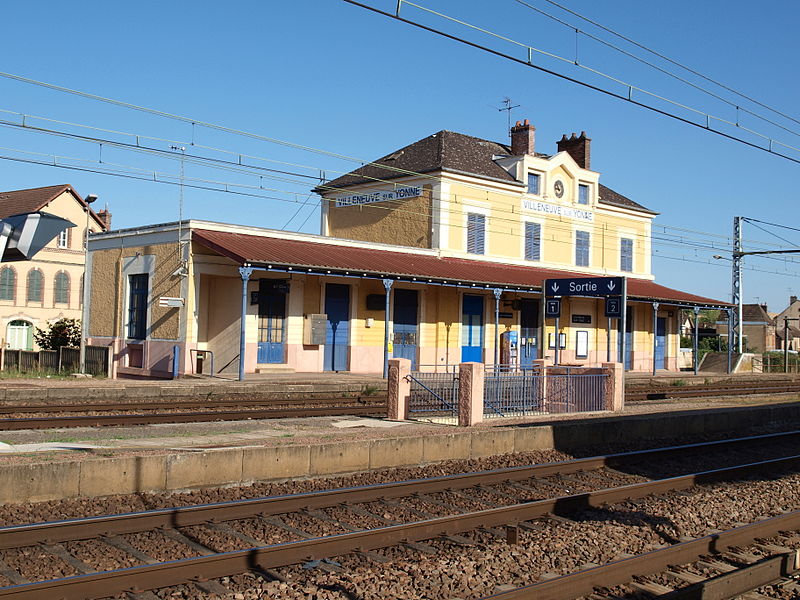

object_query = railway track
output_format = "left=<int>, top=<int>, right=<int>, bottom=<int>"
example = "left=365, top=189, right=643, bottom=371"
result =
left=0, top=395, right=387, bottom=430
left=3, top=378, right=799, bottom=431
left=626, top=380, right=800, bottom=402
left=1, top=431, right=798, bottom=599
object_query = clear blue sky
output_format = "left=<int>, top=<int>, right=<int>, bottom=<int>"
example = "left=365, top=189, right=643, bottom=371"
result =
left=1, top=0, right=798, bottom=312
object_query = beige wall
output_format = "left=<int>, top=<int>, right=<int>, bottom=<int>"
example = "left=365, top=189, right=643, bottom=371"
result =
left=326, top=185, right=433, bottom=248
left=89, top=243, right=182, bottom=341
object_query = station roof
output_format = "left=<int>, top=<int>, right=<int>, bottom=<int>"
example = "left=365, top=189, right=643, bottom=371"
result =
left=192, top=228, right=728, bottom=307
left=317, top=129, right=656, bottom=215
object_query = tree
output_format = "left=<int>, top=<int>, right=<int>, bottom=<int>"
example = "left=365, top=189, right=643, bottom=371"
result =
left=34, top=318, right=81, bottom=350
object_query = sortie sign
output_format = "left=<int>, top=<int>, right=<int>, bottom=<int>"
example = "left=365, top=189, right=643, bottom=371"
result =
left=544, top=276, right=624, bottom=297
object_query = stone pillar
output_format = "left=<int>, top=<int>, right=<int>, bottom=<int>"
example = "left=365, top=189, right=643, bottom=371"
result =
left=532, top=358, right=551, bottom=411
left=458, top=362, right=484, bottom=427
left=602, top=362, right=624, bottom=411
left=387, top=358, right=411, bottom=420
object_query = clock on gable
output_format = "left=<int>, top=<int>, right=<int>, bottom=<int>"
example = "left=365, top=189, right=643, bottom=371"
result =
left=553, top=179, right=565, bottom=198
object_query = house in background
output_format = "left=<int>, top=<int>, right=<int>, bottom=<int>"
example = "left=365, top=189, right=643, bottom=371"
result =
left=714, top=304, right=777, bottom=353
left=775, top=296, right=800, bottom=352
left=0, top=185, right=110, bottom=350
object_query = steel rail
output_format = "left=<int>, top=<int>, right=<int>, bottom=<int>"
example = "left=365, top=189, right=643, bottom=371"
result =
left=0, top=404, right=387, bottom=430
left=481, top=512, right=800, bottom=599
left=0, top=430, right=796, bottom=550
left=1, top=430, right=797, bottom=550
left=0, top=396, right=387, bottom=414
left=2, top=454, right=799, bottom=600
left=626, top=383, right=800, bottom=401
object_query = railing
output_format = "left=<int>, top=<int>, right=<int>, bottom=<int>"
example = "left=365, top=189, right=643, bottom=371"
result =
left=483, top=366, right=543, bottom=419
left=545, top=367, right=610, bottom=414
left=408, top=371, right=459, bottom=422
left=760, top=353, right=800, bottom=373
left=484, top=365, right=609, bottom=419
left=1, top=345, right=109, bottom=376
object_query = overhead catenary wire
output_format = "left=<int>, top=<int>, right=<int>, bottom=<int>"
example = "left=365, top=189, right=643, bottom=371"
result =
left=530, top=0, right=800, bottom=129
left=343, top=0, right=800, bottom=166
left=4, top=98, right=800, bottom=262
left=3, top=137, right=797, bottom=271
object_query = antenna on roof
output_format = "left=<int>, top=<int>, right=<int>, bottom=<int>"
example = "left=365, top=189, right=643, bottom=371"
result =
left=497, top=97, right=520, bottom=137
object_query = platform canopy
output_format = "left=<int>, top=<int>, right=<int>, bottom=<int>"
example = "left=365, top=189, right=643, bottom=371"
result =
left=192, top=228, right=729, bottom=308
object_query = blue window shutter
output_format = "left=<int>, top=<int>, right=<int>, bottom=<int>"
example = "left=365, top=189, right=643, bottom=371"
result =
left=621, top=238, right=633, bottom=272
left=468, top=213, right=485, bottom=254
left=576, top=231, right=590, bottom=266
left=525, top=222, right=541, bottom=261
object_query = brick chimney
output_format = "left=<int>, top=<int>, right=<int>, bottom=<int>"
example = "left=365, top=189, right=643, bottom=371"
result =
left=510, top=119, right=535, bottom=155
left=557, top=131, right=591, bottom=169
left=791, top=295, right=798, bottom=305
left=96, top=208, right=112, bottom=231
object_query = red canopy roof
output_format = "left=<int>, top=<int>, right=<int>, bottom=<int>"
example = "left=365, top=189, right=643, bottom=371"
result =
left=193, top=229, right=727, bottom=307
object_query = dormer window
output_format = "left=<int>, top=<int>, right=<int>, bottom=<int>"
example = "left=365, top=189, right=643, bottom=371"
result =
left=578, top=184, right=590, bottom=205
left=527, top=173, right=540, bottom=195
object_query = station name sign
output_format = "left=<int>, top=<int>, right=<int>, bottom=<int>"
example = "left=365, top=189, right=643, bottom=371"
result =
left=334, top=186, right=423, bottom=207
left=522, top=199, right=593, bottom=222
left=544, top=276, right=623, bottom=297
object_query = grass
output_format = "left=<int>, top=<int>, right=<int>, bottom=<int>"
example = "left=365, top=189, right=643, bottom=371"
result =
left=45, top=437, right=82, bottom=443
left=670, top=379, right=687, bottom=387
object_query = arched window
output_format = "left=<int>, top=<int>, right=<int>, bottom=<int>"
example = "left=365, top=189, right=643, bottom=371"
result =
left=27, top=269, right=43, bottom=302
left=0, top=267, right=15, bottom=301
left=54, top=271, right=70, bottom=305
left=79, top=274, right=84, bottom=306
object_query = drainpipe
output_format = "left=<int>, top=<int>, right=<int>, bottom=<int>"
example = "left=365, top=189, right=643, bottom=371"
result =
left=383, top=278, right=393, bottom=378
left=238, top=265, right=254, bottom=382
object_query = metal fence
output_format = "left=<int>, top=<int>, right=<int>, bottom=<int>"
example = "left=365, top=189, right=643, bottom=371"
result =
left=408, top=371, right=459, bottom=423
left=483, top=367, right=544, bottom=419
left=1, top=345, right=109, bottom=376
left=484, top=365, right=609, bottom=419
left=544, top=367, right=610, bottom=414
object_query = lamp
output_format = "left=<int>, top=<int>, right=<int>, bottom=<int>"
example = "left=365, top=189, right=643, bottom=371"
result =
left=79, top=194, right=98, bottom=376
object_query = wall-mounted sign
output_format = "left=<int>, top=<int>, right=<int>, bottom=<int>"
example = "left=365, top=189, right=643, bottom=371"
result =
left=158, top=296, right=184, bottom=308
left=334, top=186, right=423, bottom=207
left=499, top=311, right=514, bottom=319
left=572, top=314, right=591, bottom=324
left=522, top=199, right=593, bottom=222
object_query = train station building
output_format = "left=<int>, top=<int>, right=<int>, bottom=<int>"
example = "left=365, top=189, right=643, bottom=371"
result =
left=85, top=120, right=727, bottom=378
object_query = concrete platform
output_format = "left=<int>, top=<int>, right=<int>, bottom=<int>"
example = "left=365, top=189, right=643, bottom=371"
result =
left=2, top=388, right=800, bottom=505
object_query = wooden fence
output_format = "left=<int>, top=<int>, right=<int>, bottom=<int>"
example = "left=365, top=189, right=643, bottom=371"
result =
left=1, top=346, right=110, bottom=376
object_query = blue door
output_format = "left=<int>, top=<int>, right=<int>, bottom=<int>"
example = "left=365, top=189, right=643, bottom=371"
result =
left=519, top=299, right=539, bottom=369
left=393, top=289, right=418, bottom=368
left=619, top=307, right=633, bottom=370
left=655, top=316, right=666, bottom=370
left=257, top=280, right=287, bottom=364
left=462, top=295, right=484, bottom=363
left=324, top=284, right=350, bottom=371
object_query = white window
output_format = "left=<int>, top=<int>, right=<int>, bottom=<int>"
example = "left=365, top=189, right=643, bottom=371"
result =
left=578, top=184, right=590, bottom=205
left=57, top=229, right=69, bottom=249
left=527, top=173, right=541, bottom=195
